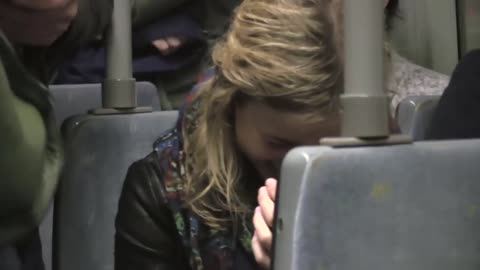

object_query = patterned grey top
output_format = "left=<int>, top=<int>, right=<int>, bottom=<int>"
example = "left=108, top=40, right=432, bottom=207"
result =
left=387, top=52, right=450, bottom=115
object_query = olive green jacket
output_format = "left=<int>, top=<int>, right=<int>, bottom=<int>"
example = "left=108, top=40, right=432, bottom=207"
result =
left=0, top=0, right=166, bottom=245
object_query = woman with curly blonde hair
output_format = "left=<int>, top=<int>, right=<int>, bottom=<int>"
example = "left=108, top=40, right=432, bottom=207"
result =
left=114, top=0, right=344, bottom=269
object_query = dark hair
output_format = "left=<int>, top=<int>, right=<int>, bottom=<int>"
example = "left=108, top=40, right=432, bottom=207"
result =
left=385, top=0, right=399, bottom=32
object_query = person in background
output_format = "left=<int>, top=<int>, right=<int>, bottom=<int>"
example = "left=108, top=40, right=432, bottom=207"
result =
left=153, top=0, right=242, bottom=53
left=0, top=1, right=110, bottom=269
left=54, top=12, right=208, bottom=110
left=0, top=0, right=174, bottom=269
left=0, top=0, right=110, bottom=242
left=54, top=0, right=243, bottom=110
left=384, top=0, right=450, bottom=115
left=163, top=0, right=451, bottom=112
left=127, top=0, right=241, bottom=56
left=156, top=0, right=243, bottom=109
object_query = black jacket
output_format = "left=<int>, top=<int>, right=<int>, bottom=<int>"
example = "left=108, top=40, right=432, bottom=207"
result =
left=426, top=49, right=480, bottom=140
left=115, top=152, right=191, bottom=270
left=115, top=150, right=260, bottom=270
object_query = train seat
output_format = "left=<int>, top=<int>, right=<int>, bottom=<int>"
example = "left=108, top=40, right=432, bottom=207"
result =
left=40, top=82, right=162, bottom=270
left=50, top=82, right=162, bottom=126
left=273, top=139, right=480, bottom=270
left=53, top=111, right=178, bottom=270
left=396, top=95, right=440, bottom=140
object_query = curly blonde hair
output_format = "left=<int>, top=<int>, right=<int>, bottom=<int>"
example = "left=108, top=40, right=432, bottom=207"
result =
left=183, top=0, right=344, bottom=230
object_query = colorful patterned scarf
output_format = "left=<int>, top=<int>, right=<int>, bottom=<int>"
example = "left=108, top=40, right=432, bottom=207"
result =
left=152, top=69, right=257, bottom=270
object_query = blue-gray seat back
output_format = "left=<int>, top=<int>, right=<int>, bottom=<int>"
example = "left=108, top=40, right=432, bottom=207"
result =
left=50, top=82, right=161, bottom=126
left=396, top=95, right=440, bottom=140
left=273, top=140, right=480, bottom=270
left=39, top=82, right=161, bottom=270
left=52, top=111, right=178, bottom=270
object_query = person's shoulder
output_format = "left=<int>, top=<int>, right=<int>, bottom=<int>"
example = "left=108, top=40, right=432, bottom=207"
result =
left=450, top=49, right=480, bottom=80
left=116, top=150, right=190, bottom=266
left=425, top=49, right=480, bottom=140
left=123, top=151, right=167, bottom=195
left=391, top=52, right=450, bottom=96
left=123, top=135, right=185, bottom=210
left=436, top=49, right=480, bottom=100
left=388, top=52, right=450, bottom=113
left=460, top=49, right=480, bottom=64
left=119, top=132, right=190, bottom=248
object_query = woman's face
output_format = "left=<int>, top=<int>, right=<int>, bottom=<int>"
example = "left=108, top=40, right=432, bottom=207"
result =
left=234, top=101, right=340, bottom=179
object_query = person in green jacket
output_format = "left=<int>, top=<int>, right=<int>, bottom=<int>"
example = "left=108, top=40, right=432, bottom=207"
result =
left=0, top=0, right=113, bottom=247
left=0, top=0, right=169, bottom=255
left=0, top=1, right=108, bottom=268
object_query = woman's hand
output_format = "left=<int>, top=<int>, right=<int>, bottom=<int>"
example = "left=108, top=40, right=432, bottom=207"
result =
left=0, top=0, right=78, bottom=46
left=252, top=178, right=277, bottom=269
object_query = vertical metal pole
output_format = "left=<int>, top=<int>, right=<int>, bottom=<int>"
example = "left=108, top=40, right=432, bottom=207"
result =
left=342, top=0, right=389, bottom=137
left=103, top=0, right=136, bottom=109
